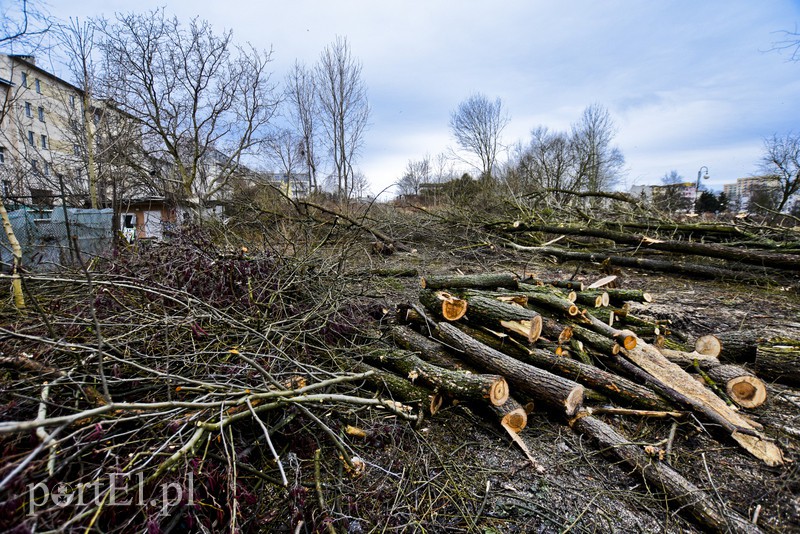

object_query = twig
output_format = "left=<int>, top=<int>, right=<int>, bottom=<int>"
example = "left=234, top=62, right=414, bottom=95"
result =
left=246, top=398, right=288, bottom=486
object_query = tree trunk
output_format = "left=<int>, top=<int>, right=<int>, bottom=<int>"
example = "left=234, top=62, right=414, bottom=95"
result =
left=459, top=294, right=543, bottom=343
left=570, top=414, right=763, bottom=534
left=362, top=348, right=509, bottom=406
left=505, top=243, right=778, bottom=284
left=435, top=322, right=584, bottom=417
left=389, top=325, right=468, bottom=371
left=703, top=331, right=800, bottom=386
left=420, top=272, right=519, bottom=291
left=506, top=222, right=800, bottom=272
left=0, top=200, right=25, bottom=309
left=455, top=323, right=671, bottom=411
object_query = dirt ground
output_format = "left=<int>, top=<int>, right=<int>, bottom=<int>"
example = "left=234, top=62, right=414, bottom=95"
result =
left=347, top=236, right=800, bottom=534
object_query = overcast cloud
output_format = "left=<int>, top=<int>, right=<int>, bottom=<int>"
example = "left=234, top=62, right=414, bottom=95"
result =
left=36, top=1, right=800, bottom=196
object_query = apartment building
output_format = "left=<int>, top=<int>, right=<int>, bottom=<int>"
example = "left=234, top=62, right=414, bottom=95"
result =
left=0, top=54, right=86, bottom=204
left=722, top=176, right=780, bottom=209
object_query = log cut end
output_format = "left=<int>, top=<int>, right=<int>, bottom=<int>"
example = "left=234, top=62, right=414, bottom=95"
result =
left=695, top=335, right=722, bottom=357
left=489, top=377, right=511, bottom=406
left=565, top=384, right=585, bottom=417
left=440, top=293, right=468, bottom=321
left=501, top=408, right=528, bottom=433
left=722, top=373, right=768, bottom=409
left=617, top=330, right=638, bottom=351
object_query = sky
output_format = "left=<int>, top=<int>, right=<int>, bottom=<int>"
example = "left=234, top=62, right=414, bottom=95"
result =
left=27, top=1, right=800, bottom=196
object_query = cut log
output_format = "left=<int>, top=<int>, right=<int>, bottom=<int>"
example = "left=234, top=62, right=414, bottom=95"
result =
left=504, top=243, right=778, bottom=284
left=342, top=359, right=431, bottom=406
left=622, top=339, right=783, bottom=466
left=455, top=323, right=672, bottom=411
left=389, top=325, right=468, bottom=371
left=435, top=322, right=585, bottom=417
left=708, top=365, right=768, bottom=409
left=490, top=397, right=528, bottom=433
left=362, top=349, right=509, bottom=406
left=505, top=222, right=800, bottom=272
left=518, top=283, right=580, bottom=316
left=570, top=324, right=621, bottom=355
left=570, top=414, right=763, bottom=534
left=418, top=290, right=468, bottom=321
left=658, top=347, right=768, bottom=409
left=703, top=331, right=800, bottom=386
left=574, top=290, right=610, bottom=308
left=524, top=277, right=585, bottom=291
left=459, top=294, right=543, bottom=343
left=420, top=272, right=519, bottom=290
left=602, top=288, right=653, bottom=304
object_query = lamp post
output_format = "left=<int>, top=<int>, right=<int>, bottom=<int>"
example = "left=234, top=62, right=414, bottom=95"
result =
left=694, top=166, right=709, bottom=214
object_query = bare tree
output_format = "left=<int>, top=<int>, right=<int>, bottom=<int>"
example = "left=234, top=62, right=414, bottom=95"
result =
left=654, top=170, right=692, bottom=213
left=96, top=9, right=278, bottom=205
left=263, top=128, right=304, bottom=195
left=571, top=103, right=624, bottom=193
left=760, top=132, right=800, bottom=213
left=0, top=0, right=49, bottom=47
left=771, top=28, right=800, bottom=61
left=507, top=126, right=577, bottom=195
left=55, top=18, right=102, bottom=207
left=396, top=156, right=430, bottom=196
left=285, top=61, right=319, bottom=194
left=449, top=93, right=509, bottom=179
left=315, top=36, right=369, bottom=199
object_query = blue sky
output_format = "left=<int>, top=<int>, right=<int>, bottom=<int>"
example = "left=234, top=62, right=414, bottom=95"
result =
left=31, top=1, right=800, bottom=195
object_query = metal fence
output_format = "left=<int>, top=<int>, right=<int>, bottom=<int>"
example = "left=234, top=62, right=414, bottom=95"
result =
left=1, top=206, right=113, bottom=271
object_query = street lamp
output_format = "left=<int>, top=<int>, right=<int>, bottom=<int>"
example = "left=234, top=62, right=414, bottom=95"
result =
left=694, top=166, right=709, bottom=214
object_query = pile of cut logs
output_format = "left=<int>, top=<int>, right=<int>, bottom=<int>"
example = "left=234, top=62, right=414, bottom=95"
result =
left=368, top=272, right=799, bottom=534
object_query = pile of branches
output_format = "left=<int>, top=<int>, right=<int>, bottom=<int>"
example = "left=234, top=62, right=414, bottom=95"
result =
left=363, top=271, right=799, bottom=533
left=0, top=226, right=415, bottom=532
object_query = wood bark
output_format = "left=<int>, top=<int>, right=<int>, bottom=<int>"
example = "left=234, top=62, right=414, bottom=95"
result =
left=570, top=414, right=763, bottom=534
left=454, top=323, right=671, bottom=411
left=420, top=272, right=519, bottom=291
left=506, top=222, right=800, bottom=272
left=362, top=349, right=509, bottom=406
left=574, top=290, right=609, bottom=308
left=435, top=322, right=585, bottom=417
left=703, top=331, right=800, bottom=387
left=518, top=283, right=580, bottom=316
left=459, top=294, right=543, bottom=343
left=489, top=396, right=528, bottom=433
left=505, top=243, right=779, bottom=284
left=389, top=325, right=468, bottom=371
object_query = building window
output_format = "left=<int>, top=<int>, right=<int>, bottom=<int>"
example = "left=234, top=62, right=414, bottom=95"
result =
left=35, top=79, right=41, bottom=93
left=38, top=106, right=45, bottom=122
left=0, top=146, right=5, bottom=164
left=44, top=161, right=50, bottom=176
left=31, top=159, right=38, bottom=172
left=25, top=102, right=32, bottom=117
left=28, top=131, right=34, bottom=146
left=21, top=72, right=27, bottom=88
left=40, top=134, right=47, bottom=149
left=70, top=94, right=76, bottom=109
left=2, top=180, right=10, bottom=197
left=73, top=144, right=81, bottom=157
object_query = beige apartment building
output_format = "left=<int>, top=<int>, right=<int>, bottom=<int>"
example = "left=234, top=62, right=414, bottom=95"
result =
left=0, top=53, right=88, bottom=204
left=723, top=176, right=781, bottom=210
